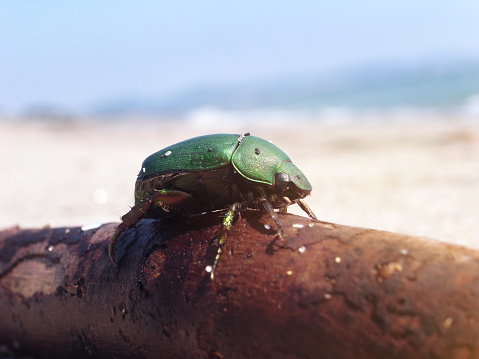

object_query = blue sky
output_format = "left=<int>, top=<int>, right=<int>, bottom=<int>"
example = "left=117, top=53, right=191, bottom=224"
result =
left=1, top=1, right=479, bottom=114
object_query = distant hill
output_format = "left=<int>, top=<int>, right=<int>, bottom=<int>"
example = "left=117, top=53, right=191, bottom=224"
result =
left=93, top=61, right=479, bottom=117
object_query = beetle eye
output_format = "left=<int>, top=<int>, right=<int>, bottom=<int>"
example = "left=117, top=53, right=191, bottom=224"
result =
left=275, top=172, right=290, bottom=191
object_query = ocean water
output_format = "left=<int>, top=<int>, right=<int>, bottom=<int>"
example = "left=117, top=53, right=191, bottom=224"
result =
left=3, top=61, right=479, bottom=128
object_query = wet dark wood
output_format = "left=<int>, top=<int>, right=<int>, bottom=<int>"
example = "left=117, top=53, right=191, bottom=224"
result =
left=1, top=212, right=479, bottom=358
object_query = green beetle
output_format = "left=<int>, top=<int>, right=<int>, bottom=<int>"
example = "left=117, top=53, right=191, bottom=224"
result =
left=109, top=133, right=316, bottom=278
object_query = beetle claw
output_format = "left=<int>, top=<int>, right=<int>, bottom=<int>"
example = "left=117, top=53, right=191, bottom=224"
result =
left=109, top=223, right=128, bottom=266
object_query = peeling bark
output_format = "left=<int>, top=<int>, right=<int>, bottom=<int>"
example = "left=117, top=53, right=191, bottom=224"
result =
left=1, top=212, right=479, bottom=359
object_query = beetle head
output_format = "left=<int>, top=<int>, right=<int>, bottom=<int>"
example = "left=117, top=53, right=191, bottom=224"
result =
left=274, top=161, right=312, bottom=200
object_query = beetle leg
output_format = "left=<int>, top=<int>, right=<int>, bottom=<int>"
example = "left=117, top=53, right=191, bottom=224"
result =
left=210, top=202, right=242, bottom=280
left=109, top=190, right=203, bottom=266
left=259, top=198, right=285, bottom=242
left=152, top=189, right=203, bottom=212
left=109, top=196, right=156, bottom=265
left=278, top=207, right=288, bottom=213
left=296, top=199, right=317, bottom=220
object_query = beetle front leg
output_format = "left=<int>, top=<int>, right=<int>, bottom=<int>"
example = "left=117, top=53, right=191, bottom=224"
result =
left=259, top=198, right=285, bottom=241
left=209, top=202, right=242, bottom=280
left=296, top=199, right=317, bottom=220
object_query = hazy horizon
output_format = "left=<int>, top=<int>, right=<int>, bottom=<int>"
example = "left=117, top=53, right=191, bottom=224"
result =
left=2, top=1, right=479, bottom=115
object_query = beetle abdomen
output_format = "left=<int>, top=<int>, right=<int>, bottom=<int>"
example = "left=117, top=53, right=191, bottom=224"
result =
left=135, top=165, right=240, bottom=217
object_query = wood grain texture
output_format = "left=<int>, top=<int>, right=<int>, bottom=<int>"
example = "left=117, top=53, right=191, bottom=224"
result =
left=1, top=212, right=479, bottom=358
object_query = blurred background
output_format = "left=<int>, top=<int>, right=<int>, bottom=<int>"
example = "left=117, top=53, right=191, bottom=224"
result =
left=1, top=1, right=478, bottom=248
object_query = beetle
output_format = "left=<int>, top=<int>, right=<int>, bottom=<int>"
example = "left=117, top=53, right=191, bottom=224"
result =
left=109, top=133, right=316, bottom=278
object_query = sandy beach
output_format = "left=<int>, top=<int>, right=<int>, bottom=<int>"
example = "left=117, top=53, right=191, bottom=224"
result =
left=1, top=116, right=478, bottom=249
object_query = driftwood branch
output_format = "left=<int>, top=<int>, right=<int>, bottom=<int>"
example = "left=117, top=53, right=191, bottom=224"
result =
left=1, top=211, right=479, bottom=358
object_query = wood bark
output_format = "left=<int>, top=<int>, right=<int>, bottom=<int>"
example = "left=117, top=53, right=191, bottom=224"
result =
left=1, top=212, right=479, bottom=359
